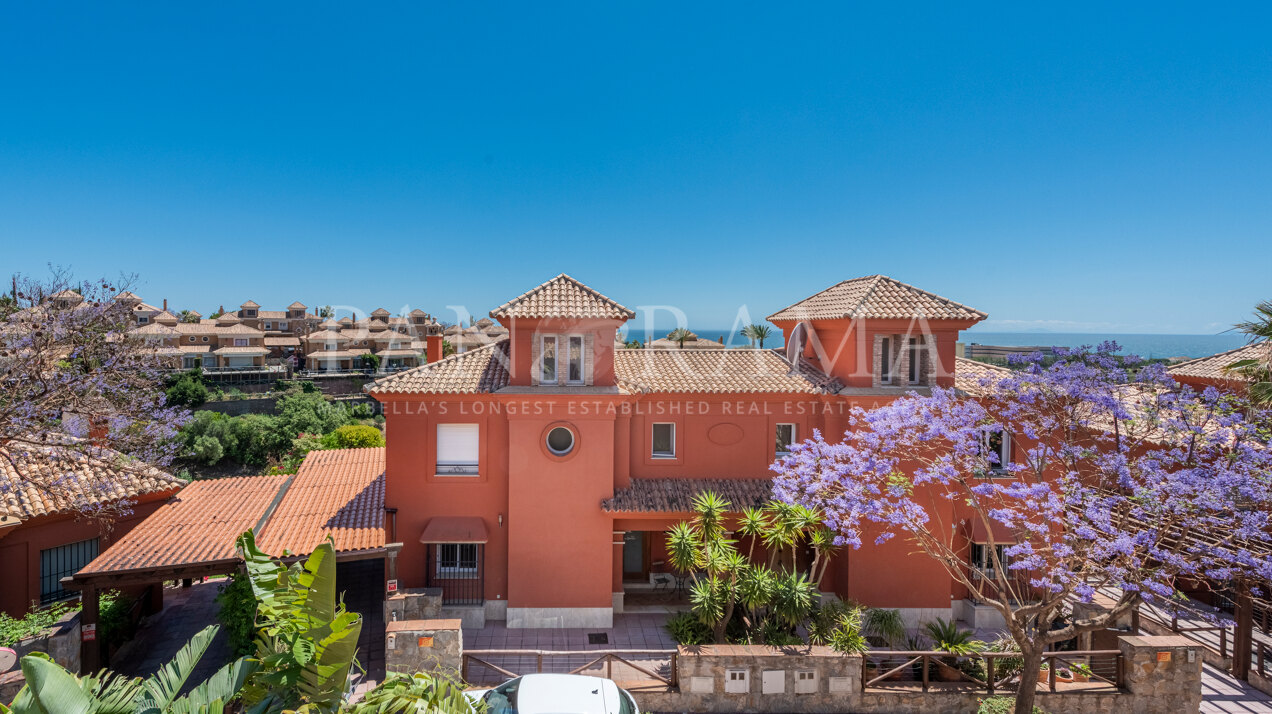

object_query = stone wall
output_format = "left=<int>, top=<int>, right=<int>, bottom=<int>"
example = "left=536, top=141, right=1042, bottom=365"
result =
left=12, top=609, right=81, bottom=672
left=632, top=636, right=1203, bottom=714
left=385, top=619, right=462, bottom=681
left=2, top=610, right=82, bottom=704
left=385, top=588, right=443, bottom=624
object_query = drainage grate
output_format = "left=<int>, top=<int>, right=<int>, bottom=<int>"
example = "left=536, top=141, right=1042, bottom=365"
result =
left=588, top=633, right=609, bottom=645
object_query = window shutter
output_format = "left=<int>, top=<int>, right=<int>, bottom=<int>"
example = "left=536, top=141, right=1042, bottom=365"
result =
left=437, top=424, right=479, bottom=465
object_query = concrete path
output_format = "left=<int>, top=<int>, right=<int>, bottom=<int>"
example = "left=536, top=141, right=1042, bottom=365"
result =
left=1202, top=664, right=1272, bottom=713
left=111, top=580, right=233, bottom=692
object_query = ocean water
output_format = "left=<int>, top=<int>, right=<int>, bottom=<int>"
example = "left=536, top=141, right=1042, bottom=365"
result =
left=617, top=329, right=1247, bottom=360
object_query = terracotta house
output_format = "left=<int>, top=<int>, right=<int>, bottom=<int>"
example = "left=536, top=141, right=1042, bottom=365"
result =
left=0, top=444, right=183, bottom=616
left=367, top=274, right=990, bottom=629
left=1168, top=343, right=1269, bottom=395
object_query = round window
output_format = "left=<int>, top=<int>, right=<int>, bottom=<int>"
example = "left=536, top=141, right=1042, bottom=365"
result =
left=546, top=427, right=575, bottom=455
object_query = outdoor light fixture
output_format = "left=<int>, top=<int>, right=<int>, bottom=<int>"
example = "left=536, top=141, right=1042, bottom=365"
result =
left=498, top=513, right=504, bottom=527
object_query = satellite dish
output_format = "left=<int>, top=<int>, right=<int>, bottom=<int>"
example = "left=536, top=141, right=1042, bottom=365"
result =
left=786, top=322, right=809, bottom=365
left=0, top=647, right=16, bottom=673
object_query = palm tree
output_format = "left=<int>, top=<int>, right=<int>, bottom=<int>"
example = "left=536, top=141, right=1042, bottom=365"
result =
left=1227, top=300, right=1272, bottom=405
left=741, top=323, right=773, bottom=349
left=668, top=327, right=694, bottom=349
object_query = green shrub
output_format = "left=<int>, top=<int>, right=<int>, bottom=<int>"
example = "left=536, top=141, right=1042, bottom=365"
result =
left=191, top=434, right=225, bottom=465
left=827, top=607, right=869, bottom=654
left=215, top=571, right=256, bottom=656
left=229, top=414, right=290, bottom=465
left=98, top=590, right=134, bottom=647
left=227, top=388, right=246, bottom=400
left=350, top=402, right=374, bottom=420
left=165, top=374, right=208, bottom=408
left=299, top=381, right=317, bottom=393
left=322, top=424, right=385, bottom=449
left=807, top=597, right=861, bottom=645
left=665, top=611, right=712, bottom=645
left=0, top=602, right=78, bottom=647
left=275, top=391, right=350, bottom=439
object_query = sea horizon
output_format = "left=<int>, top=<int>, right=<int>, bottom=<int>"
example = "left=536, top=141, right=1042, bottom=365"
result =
left=616, top=328, right=1249, bottom=360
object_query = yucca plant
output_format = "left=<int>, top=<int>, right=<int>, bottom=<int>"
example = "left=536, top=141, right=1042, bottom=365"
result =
left=862, top=608, right=907, bottom=649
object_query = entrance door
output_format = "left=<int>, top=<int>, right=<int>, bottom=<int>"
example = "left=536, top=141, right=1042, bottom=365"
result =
left=623, top=532, right=649, bottom=582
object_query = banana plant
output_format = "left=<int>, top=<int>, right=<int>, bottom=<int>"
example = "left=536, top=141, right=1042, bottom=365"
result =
left=235, top=531, right=361, bottom=714
left=1, top=625, right=254, bottom=714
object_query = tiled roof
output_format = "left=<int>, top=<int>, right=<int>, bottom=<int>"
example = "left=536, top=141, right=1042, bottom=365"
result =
left=212, top=346, right=269, bottom=355
left=373, top=330, right=414, bottom=342
left=376, top=349, right=423, bottom=358
left=1, top=444, right=184, bottom=522
left=370, top=308, right=391, bottom=317
left=77, top=475, right=288, bottom=575
left=257, top=448, right=385, bottom=555
left=648, top=338, right=725, bottom=350
left=215, top=324, right=265, bottom=336
left=288, top=301, right=307, bottom=309
left=264, top=336, right=301, bottom=347
left=129, top=324, right=181, bottom=337
left=307, top=350, right=358, bottom=359
left=614, top=349, right=841, bottom=394
left=257, top=310, right=287, bottom=319
left=953, top=357, right=1014, bottom=395
left=305, top=330, right=347, bottom=342
left=768, top=275, right=987, bottom=323
left=240, top=300, right=261, bottom=308
left=602, top=478, right=773, bottom=513
left=1168, top=343, right=1270, bottom=381
left=178, top=345, right=213, bottom=353
left=368, top=341, right=511, bottom=395
left=490, top=274, right=635, bottom=321
left=79, top=448, right=386, bottom=577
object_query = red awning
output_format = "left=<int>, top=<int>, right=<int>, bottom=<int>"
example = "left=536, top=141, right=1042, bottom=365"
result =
left=419, top=517, right=489, bottom=544
left=965, top=518, right=1018, bottom=544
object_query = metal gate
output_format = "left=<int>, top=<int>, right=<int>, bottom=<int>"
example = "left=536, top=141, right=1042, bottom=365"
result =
left=424, top=543, right=485, bottom=606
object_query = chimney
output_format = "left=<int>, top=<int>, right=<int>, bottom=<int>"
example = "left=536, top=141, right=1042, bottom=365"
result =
left=163, top=298, right=168, bottom=310
left=425, top=322, right=444, bottom=364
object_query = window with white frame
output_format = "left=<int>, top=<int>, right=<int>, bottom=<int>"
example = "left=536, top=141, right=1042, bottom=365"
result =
left=201, top=336, right=209, bottom=342
left=880, top=337, right=892, bottom=384
left=264, top=321, right=272, bottom=330
left=652, top=423, right=675, bottom=458
left=969, top=542, right=1009, bottom=579
left=325, top=342, right=336, bottom=351
left=234, top=338, right=248, bottom=347
left=244, top=309, right=257, bottom=317
left=908, top=337, right=922, bottom=384
left=567, top=335, right=584, bottom=384
left=979, top=428, right=1011, bottom=476
left=540, top=335, right=558, bottom=384
left=437, top=543, right=479, bottom=577
left=437, top=423, right=479, bottom=475
left=137, top=315, right=149, bottom=324
left=189, top=336, right=196, bottom=343
left=775, top=423, right=796, bottom=456
left=279, top=321, right=287, bottom=330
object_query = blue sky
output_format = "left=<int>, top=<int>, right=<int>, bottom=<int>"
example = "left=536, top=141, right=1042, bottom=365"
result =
left=2, top=3, right=1269, bottom=334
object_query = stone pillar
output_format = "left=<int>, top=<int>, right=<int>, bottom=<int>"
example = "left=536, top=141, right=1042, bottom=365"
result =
left=1118, top=635, right=1204, bottom=712
left=385, top=587, right=444, bottom=624
left=612, top=531, right=626, bottom=613
left=386, top=619, right=463, bottom=679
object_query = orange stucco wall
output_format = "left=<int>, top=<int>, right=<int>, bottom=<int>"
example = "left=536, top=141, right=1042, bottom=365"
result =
left=0, top=498, right=169, bottom=617
left=377, top=313, right=988, bottom=619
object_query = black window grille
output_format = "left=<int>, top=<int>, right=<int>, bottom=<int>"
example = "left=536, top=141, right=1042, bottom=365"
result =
left=425, top=543, right=485, bottom=605
left=40, top=538, right=99, bottom=604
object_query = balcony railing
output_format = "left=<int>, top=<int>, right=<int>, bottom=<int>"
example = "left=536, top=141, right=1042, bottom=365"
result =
left=861, top=649, right=1123, bottom=694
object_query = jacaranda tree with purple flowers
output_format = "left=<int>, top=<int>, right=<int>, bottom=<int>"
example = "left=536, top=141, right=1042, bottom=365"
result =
left=772, top=343, right=1272, bottom=714
left=0, top=270, right=188, bottom=528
